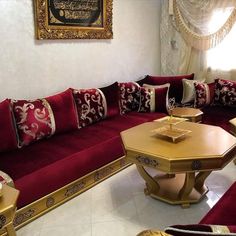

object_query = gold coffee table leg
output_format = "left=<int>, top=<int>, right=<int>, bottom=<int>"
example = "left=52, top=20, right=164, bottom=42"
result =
left=178, top=172, right=195, bottom=207
left=6, top=223, right=17, bottom=236
left=194, top=171, right=211, bottom=193
left=136, top=165, right=160, bottom=195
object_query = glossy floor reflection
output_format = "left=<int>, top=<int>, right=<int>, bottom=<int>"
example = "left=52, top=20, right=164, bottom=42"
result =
left=17, top=161, right=236, bottom=236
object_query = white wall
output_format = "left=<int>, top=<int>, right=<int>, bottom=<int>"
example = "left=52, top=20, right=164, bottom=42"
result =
left=0, top=0, right=161, bottom=100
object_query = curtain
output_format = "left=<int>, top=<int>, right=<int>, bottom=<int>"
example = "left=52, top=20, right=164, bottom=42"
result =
left=160, top=0, right=236, bottom=81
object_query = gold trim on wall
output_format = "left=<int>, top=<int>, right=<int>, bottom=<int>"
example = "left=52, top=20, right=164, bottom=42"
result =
left=34, top=0, right=113, bottom=39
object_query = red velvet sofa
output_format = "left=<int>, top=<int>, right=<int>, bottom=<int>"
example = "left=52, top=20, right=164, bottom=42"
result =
left=0, top=74, right=235, bottom=232
left=138, top=75, right=236, bottom=134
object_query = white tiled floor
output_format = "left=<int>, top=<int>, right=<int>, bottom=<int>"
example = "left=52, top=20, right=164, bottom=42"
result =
left=17, top=162, right=236, bottom=236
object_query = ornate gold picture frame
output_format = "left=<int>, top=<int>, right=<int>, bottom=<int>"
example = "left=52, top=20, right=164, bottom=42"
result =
left=34, top=0, right=113, bottom=39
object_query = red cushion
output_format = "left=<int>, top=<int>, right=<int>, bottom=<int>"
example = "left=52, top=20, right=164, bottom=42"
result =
left=46, top=89, right=78, bottom=134
left=143, top=84, right=170, bottom=113
left=202, top=106, right=236, bottom=133
left=11, top=99, right=55, bottom=147
left=73, top=88, right=106, bottom=128
left=194, top=82, right=215, bottom=108
left=200, top=181, right=236, bottom=225
left=214, top=78, right=236, bottom=106
left=0, top=99, right=18, bottom=152
left=165, top=224, right=236, bottom=235
left=145, top=73, right=194, bottom=103
left=100, top=82, right=120, bottom=118
left=118, top=82, right=141, bottom=114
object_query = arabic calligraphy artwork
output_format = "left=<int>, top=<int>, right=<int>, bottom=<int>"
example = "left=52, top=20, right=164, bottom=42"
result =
left=34, top=0, right=113, bottom=39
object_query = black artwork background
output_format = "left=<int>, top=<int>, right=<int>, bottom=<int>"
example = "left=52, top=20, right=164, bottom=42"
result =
left=48, top=0, right=103, bottom=27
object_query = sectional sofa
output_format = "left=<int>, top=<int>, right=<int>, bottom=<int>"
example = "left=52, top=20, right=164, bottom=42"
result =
left=0, top=74, right=236, bottom=232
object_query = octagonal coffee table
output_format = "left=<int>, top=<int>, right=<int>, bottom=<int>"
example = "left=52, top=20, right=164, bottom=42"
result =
left=121, top=122, right=236, bottom=207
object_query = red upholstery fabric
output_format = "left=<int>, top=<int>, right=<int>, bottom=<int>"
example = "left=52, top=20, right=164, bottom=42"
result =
left=127, top=111, right=167, bottom=121
left=200, top=181, right=236, bottom=225
left=0, top=99, right=18, bottom=152
left=194, top=82, right=215, bottom=108
left=118, top=82, right=141, bottom=114
left=73, top=88, right=106, bottom=127
left=15, top=136, right=124, bottom=208
left=11, top=99, right=55, bottom=147
left=46, top=89, right=78, bottom=133
left=100, top=82, right=120, bottom=118
left=202, top=106, right=236, bottom=133
left=144, top=73, right=194, bottom=103
left=165, top=224, right=236, bottom=235
left=0, top=114, right=150, bottom=207
left=215, top=78, right=236, bottom=106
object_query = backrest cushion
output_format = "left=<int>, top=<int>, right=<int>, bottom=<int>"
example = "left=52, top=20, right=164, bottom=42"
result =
left=143, top=83, right=170, bottom=113
left=138, top=87, right=155, bottom=113
left=0, top=99, right=18, bottom=152
left=11, top=99, right=56, bottom=147
left=118, top=82, right=141, bottom=114
left=215, top=78, right=236, bottom=106
left=99, top=82, right=120, bottom=118
left=181, top=79, right=196, bottom=104
left=46, top=89, right=78, bottom=134
left=73, top=88, right=107, bottom=128
left=145, top=73, right=194, bottom=103
left=194, top=82, right=215, bottom=108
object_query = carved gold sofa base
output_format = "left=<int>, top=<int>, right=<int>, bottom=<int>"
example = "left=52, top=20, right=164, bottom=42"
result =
left=0, top=156, right=129, bottom=235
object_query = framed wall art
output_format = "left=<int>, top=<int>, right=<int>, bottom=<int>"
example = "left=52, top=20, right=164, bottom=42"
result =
left=34, top=0, right=113, bottom=39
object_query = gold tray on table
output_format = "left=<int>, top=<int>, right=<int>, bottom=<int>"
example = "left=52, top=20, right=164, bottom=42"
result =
left=154, top=116, right=187, bottom=125
left=153, top=126, right=192, bottom=143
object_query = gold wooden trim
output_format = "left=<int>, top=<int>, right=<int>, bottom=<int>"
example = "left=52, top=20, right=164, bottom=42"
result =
left=0, top=156, right=129, bottom=234
left=34, top=0, right=113, bottom=39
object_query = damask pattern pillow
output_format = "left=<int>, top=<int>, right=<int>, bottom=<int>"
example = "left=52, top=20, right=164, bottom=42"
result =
left=73, top=88, right=107, bottom=128
left=118, top=82, right=141, bottom=114
left=215, top=78, right=236, bottom=106
left=138, top=87, right=155, bottom=113
left=194, top=82, right=215, bottom=108
left=143, top=83, right=170, bottom=113
left=11, top=99, right=56, bottom=147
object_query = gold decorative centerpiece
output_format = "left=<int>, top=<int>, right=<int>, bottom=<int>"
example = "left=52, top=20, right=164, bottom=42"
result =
left=0, top=183, right=2, bottom=197
left=153, top=98, right=191, bottom=142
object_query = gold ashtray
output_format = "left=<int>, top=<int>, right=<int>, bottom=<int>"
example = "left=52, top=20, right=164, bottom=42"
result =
left=153, top=126, right=192, bottom=143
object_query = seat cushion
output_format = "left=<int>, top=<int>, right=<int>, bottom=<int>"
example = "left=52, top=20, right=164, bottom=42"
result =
left=0, top=114, right=150, bottom=207
left=202, top=106, right=236, bottom=133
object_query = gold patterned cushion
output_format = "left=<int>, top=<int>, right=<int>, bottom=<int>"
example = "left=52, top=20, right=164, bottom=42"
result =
left=11, top=99, right=56, bottom=147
